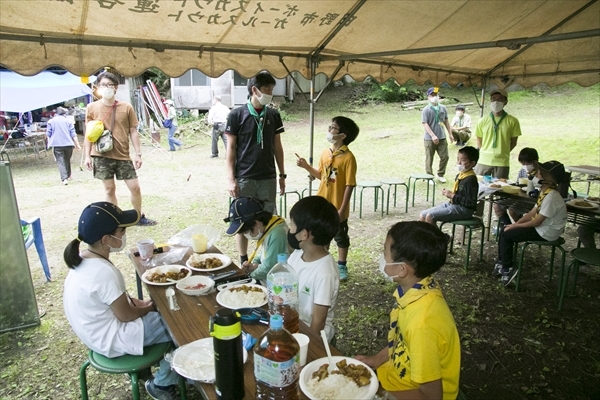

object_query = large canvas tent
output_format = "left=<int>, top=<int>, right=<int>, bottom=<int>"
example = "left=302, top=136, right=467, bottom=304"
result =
left=0, top=0, right=598, bottom=88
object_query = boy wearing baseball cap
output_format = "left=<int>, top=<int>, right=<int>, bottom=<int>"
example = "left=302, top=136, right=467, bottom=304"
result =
left=224, top=197, right=288, bottom=283
left=422, top=87, right=454, bottom=183
left=495, top=161, right=568, bottom=286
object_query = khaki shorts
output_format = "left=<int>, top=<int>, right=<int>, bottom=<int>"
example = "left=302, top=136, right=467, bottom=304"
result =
left=237, top=178, right=277, bottom=214
left=93, top=157, right=137, bottom=181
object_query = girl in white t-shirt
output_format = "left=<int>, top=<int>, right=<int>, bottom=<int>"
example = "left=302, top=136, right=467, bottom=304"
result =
left=63, top=202, right=181, bottom=399
left=494, top=161, right=567, bottom=287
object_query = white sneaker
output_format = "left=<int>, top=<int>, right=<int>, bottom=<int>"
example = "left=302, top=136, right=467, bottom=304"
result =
left=62, top=179, right=68, bottom=185
left=437, top=176, right=447, bottom=183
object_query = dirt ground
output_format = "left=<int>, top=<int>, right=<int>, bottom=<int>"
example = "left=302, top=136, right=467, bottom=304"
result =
left=1, top=83, right=599, bottom=400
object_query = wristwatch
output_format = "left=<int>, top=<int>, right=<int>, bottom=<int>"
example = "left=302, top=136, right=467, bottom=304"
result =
left=136, top=153, right=142, bottom=157
left=279, top=174, right=287, bottom=179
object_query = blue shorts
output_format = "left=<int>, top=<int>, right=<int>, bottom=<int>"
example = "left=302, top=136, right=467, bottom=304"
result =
left=237, top=178, right=277, bottom=214
left=420, top=202, right=473, bottom=222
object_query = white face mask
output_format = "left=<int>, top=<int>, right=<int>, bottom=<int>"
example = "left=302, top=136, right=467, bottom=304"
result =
left=457, top=164, right=466, bottom=173
left=243, top=228, right=263, bottom=241
left=524, top=164, right=535, bottom=172
left=255, top=89, right=273, bottom=106
left=378, top=253, right=402, bottom=282
left=456, top=111, right=464, bottom=117
left=429, top=96, right=439, bottom=105
left=109, top=233, right=126, bottom=253
left=531, top=177, right=543, bottom=188
left=326, top=132, right=343, bottom=144
left=490, top=101, right=504, bottom=113
left=100, top=87, right=115, bottom=100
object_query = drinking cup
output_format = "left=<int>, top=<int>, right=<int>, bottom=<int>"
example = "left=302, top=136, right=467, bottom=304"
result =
left=292, top=333, right=310, bottom=366
left=137, top=239, right=155, bottom=266
left=483, top=175, right=493, bottom=184
left=519, top=177, right=529, bottom=185
left=192, top=233, right=207, bottom=253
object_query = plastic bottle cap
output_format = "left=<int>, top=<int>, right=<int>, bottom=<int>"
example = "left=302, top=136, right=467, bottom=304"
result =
left=277, top=253, right=287, bottom=263
left=270, top=314, right=283, bottom=330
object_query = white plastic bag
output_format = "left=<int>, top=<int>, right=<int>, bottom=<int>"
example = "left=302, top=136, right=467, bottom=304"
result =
left=168, top=224, right=221, bottom=249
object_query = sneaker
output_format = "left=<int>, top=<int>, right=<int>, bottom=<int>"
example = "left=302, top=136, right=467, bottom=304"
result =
left=338, top=264, right=348, bottom=281
left=137, top=214, right=157, bottom=226
left=145, top=380, right=178, bottom=400
left=501, top=268, right=519, bottom=287
left=491, top=262, right=503, bottom=276
left=210, top=154, right=218, bottom=158
left=437, top=176, right=447, bottom=183
left=62, top=179, right=68, bottom=185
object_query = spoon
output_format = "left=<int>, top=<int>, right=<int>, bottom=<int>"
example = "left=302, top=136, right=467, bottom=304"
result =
left=320, top=329, right=336, bottom=373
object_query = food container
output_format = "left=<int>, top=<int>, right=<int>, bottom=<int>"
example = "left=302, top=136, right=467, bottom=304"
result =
left=502, top=185, right=521, bottom=194
left=176, top=275, right=215, bottom=296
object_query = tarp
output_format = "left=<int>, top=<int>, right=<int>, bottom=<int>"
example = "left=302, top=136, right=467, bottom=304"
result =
left=0, top=0, right=598, bottom=88
left=0, top=71, right=95, bottom=113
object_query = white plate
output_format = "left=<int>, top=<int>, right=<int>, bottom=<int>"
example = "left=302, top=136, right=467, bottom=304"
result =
left=215, top=283, right=268, bottom=309
left=521, top=187, right=528, bottom=192
left=171, top=338, right=248, bottom=383
left=299, top=356, right=379, bottom=400
left=186, top=253, right=231, bottom=272
left=141, top=265, right=192, bottom=286
left=566, top=199, right=600, bottom=210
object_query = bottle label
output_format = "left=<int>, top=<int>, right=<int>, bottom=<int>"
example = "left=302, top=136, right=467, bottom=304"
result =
left=254, top=353, right=299, bottom=387
left=267, top=281, right=298, bottom=306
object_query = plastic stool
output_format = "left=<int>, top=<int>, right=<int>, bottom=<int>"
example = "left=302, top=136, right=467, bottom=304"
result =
left=514, top=237, right=566, bottom=292
left=380, top=178, right=409, bottom=214
left=558, top=248, right=600, bottom=310
left=408, top=173, right=436, bottom=207
left=440, top=217, right=485, bottom=271
left=279, top=187, right=301, bottom=218
left=352, top=181, right=384, bottom=218
left=79, top=342, right=187, bottom=400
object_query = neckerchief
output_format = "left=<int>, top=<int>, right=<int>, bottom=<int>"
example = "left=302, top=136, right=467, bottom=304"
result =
left=324, top=145, right=348, bottom=185
left=430, top=104, right=440, bottom=124
left=246, top=100, right=267, bottom=149
left=452, top=169, right=476, bottom=193
left=247, top=216, right=285, bottom=262
left=490, top=111, right=507, bottom=148
left=387, top=276, right=440, bottom=355
left=534, top=187, right=553, bottom=218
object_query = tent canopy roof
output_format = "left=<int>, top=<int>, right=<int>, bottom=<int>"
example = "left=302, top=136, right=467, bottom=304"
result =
left=1, top=0, right=598, bottom=88
left=0, top=71, right=94, bottom=113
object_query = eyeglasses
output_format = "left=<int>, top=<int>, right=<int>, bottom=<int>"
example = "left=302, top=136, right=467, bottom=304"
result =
left=328, top=125, right=339, bottom=132
left=97, top=83, right=116, bottom=88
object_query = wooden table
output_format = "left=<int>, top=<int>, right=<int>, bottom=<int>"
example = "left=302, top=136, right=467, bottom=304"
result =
left=1, top=131, right=48, bottom=159
left=485, top=189, right=600, bottom=241
left=128, top=245, right=344, bottom=400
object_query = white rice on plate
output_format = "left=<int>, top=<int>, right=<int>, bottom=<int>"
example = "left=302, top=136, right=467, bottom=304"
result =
left=306, top=374, right=364, bottom=399
left=219, top=286, right=266, bottom=308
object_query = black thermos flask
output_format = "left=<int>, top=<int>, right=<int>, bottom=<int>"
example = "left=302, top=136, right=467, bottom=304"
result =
left=209, top=308, right=245, bottom=399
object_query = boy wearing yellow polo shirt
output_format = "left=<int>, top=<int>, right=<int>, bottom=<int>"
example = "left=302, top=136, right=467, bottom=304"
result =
left=296, top=116, right=359, bottom=281
left=356, top=221, right=461, bottom=399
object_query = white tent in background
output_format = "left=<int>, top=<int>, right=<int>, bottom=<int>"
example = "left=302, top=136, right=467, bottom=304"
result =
left=0, top=71, right=95, bottom=113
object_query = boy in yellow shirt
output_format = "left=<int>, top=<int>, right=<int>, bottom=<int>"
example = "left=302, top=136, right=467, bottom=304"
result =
left=356, top=221, right=461, bottom=399
left=296, top=116, right=359, bottom=281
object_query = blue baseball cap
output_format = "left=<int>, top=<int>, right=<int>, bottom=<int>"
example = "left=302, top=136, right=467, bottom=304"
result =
left=426, top=87, right=439, bottom=96
left=78, top=202, right=140, bottom=244
left=224, top=197, right=264, bottom=235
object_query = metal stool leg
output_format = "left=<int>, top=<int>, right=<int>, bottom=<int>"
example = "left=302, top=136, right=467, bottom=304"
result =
left=386, top=185, right=391, bottom=215
left=359, top=187, right=365, bottom=219
left=515, top=242, right=529, bottom=292
left=479, top=226, right=485, bottom=261
left=130, top=372, right=140, bottom=400
left=80, top=360, right=90, bottom=400
left=464, top=226, right=473, bottom=271
left=403, top=184, right=409, bottom=213
left=378, top=187, right=384, bottom=217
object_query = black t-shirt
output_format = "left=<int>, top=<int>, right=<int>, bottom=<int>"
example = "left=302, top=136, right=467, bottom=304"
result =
left=225, top=104, right=284, bottom=180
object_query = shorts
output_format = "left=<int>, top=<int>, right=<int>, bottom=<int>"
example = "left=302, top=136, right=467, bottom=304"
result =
left=333, top=219, right=350, bottom=249
left=237, top=178, right=277, bottom=214
left=474, top=164, right=510, bottom=180
left=420, top=202, right=473, bottom=222
left=93, top=157, right=137, bottom=181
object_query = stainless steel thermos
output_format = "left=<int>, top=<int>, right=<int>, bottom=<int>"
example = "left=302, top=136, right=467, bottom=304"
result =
left=210, top=308, right=245, bottom=399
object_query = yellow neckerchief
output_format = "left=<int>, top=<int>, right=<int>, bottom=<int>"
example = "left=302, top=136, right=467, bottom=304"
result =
left=323, top=145, right=348, bottom=184
left=387, top=276, right=440, bottom=357
left=247, top=215, right=285, bottom=261
left=452, top=169, right=476, bottom=193
left=533, top=187, right=554, bottom=218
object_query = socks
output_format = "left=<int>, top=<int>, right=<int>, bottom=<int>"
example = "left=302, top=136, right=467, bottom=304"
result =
left=338, top=260, right=347, bottom=266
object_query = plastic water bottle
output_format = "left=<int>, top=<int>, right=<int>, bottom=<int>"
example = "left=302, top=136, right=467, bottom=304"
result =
left=254, top=314, right=300, bottom=399
left=210, top=308, right=244, bottom=400
left=267, top=253, right=299, bottom=333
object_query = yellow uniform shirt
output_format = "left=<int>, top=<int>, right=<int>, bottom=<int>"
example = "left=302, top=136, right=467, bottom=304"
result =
left=377, top=276, right=461, bottom=399
left=316, top=146, right=357, bottom=221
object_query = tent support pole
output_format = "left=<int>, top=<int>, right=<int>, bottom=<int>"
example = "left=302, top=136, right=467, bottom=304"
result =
left=279, top=56, right=309, bottom=103
left=315, top=62, right=344, bottom=103
left=307, top=58, right=317, bottom=196
left=479, top=76, right=488, bottom=118
left=468, top=76, right=482, bottom=112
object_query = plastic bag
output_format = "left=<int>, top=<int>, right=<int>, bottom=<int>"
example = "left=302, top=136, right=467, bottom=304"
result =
left=168, top=224, right=221, bottom=249
left=86, top=120, right=104, bottom=142
left=151, top=246, right=188, bottom=266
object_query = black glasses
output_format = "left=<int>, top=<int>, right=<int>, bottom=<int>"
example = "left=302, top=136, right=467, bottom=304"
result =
left=97, top=83, right=116, bottom=88
left=328, top=125, right=339, bottom=131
